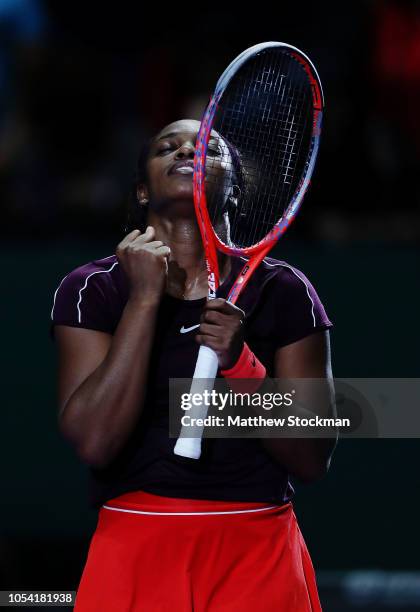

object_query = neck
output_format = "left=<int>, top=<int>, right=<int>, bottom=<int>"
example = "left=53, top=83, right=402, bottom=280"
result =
left=148, top=211, right=230, bottom=299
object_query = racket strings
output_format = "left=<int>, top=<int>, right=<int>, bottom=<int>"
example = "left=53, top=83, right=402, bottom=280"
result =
left=242, top=53, right=309, bottom=237
left=205, top=48, right=313, bottom=248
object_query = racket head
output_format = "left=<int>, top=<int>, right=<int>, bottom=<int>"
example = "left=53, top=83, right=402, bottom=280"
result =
left=193, top=42, right=324, bottom=260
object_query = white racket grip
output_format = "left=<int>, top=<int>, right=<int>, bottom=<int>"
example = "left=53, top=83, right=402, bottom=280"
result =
left=192, top=344, right=219, bottom=379
left=173, top=345, right=219, bottom=459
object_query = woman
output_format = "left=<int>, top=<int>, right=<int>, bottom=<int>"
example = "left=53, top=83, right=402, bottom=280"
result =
left=51, top=119, right=335, bottom=611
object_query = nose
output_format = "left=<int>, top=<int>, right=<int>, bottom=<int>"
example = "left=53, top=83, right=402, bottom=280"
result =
left=174, top=141, right=195, bottom=159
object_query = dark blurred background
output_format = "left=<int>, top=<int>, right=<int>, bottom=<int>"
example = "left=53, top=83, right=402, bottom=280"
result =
left=1, top=1, right=419, bottom=610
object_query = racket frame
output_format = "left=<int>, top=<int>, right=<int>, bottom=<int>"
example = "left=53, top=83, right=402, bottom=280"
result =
left=193, top=41, right=324, bottom=303
left=173, top=42, right=324, bottom=459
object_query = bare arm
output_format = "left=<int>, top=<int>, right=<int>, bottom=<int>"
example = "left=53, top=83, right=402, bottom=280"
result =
left=261, top=330, right=337, bottom=482
left=56, top=227, right=170, bottom=469
left=197, top=300, right=336, bottom=483
left=56, top=299, right=159, bottom=469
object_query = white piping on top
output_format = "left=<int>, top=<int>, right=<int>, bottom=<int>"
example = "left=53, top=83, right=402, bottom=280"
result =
left=239, top=256, right=316, bottom=327
left=51, top=256, right=316, bottom=328
left=50, top=273, right=69, bottom=320
left=76, top=262, right=119, bottom=323
left=51, top=259, right=119, bottom=323
left=102, top=503, right=278, bottom=517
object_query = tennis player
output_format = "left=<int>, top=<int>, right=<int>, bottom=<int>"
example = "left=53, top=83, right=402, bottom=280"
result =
left=51, top=119, right=335, bottom=611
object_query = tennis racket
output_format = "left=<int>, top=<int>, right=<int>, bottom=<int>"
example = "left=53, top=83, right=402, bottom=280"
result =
left=173, top=41, right=324, bottom=459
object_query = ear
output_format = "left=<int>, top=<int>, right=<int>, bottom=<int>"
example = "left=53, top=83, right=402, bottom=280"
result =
left=231, top=184, right=241, bottom=200
left=228, top=184, right=241, bottom=208
left=137, top=184, right=149, bottom=205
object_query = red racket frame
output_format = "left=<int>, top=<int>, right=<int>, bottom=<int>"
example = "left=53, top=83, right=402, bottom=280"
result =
left=192, top=42, right=323, bottom=305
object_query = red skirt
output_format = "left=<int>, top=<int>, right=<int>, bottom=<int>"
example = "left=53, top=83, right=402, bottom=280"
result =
left=74, top=491, right=322, bottom=611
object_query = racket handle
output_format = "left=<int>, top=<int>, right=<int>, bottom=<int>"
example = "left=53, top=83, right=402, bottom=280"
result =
left=192, top=344, right=219, bottom=379
left=173, top=345, right=219, bottom=459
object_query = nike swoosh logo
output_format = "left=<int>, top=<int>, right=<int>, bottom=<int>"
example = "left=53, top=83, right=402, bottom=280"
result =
left=180, top=324, right=200, bottom=334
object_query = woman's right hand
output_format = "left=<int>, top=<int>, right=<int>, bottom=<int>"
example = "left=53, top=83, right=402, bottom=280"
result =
left=116, top=226, right=171, bottom=303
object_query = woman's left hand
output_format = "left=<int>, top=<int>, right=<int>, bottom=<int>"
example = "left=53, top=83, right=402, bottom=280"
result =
left=196, top=299, right=245, bottom=370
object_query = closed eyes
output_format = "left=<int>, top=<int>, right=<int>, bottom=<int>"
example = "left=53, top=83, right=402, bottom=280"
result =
left=155, top=141, right=221, bottom=157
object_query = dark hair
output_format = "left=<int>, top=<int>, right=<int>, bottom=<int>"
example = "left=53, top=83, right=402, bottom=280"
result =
left=124, top=140, right=151, bottom=234
left=218, top=139, right=251, bottom=232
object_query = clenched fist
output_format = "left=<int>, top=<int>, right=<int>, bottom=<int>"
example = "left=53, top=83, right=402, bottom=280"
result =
left=196, top=298, right=245, bottom=370
left=116, top=226, right=171, bottom=303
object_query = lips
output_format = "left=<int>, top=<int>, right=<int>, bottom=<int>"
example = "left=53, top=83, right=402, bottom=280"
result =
left=168, top=159, right=194, bottom=176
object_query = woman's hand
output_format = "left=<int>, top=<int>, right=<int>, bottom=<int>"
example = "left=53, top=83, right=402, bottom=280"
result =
left=196, top=299, right=245, bottom=369
left=116, top=227, right=171, bottom=303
